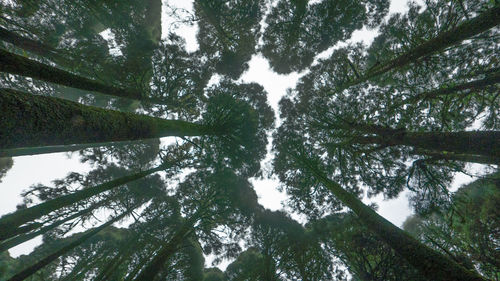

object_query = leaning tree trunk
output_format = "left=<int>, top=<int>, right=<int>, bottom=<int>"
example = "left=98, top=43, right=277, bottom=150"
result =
left=1, top=139, right=155, bottom=158
left=352, top=130, right=500, bottom=159
left=344, top=122, right=500, bottom=159
left=0, top=27, right=62, bottom=60
left=133, top=220, right=195, bottom=281
left=0, top=164, right=165, bottom=240
left=299, top=158, right=486, bottom=281
left=0, top=88, right=213, bottom=151
left=342, top=5, right=500, bottom=89
left=402, top=70, right=500, bottom=104
left=6, top=211, right=129, bottom=281
left=0, top=49, right=142, bottom=99
left=0, top=200, right=107, bottom=252
left=412, top=149, right=499, bottom=166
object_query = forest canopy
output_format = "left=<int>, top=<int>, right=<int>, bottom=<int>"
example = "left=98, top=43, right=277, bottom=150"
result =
left=0, top=0, right=498, bottom=280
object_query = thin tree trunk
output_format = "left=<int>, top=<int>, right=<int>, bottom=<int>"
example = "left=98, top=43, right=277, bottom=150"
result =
left=0, top=48, right=142, bottom=99
left=403, top=70, right=500, bottom=104
left=133, top=221, right=194, bottom=281
left=0, top=164, right=166, bottom=240
left=0, top=88, right=212, bottom=150
left=94, top=251, right=127, bottom=281
left=343, top=5, right=500, bottom=89
left=0, top=200, right=106, bottom=252
left=6, top=211, right=129, bottom=281
left=299, top=156, right=486, bottom=281
left=1, top=139, right=156, bottom=158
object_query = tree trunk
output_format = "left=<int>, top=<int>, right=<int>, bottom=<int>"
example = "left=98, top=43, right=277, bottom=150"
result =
left=0, top=164, right=165, bottom=240
left=301, top=159, right=486, bottom=281
left=0, top=48, right=141, bottom=99
left=412, top=149, right=499, bottom=165
left=344, top=5, right=500, bottom=88
left=133, top=222, right=194, bottom=281
left=0, top=27, right=61, bottom=59
left=1, top=139, right=156, bottom=158
left=0, top=200, right=106, bottom=252
left=0, top=88, right=212, bottom=150
left=345, top=123, right=500, bottom=158
left=366, top=131, right=499, bottom=158
left=6, top=211, right=129, bottom=281
left=404, top=70, right=500, bottom=104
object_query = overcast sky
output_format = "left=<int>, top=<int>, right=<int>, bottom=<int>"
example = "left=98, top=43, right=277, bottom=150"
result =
left=0, top=0, right=478, bottom=270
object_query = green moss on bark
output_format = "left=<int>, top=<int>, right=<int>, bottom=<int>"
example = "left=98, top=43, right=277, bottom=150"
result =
left=0, top=88, right=209, bottom=149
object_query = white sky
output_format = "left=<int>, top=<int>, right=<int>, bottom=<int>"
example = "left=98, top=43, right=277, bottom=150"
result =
left=0, top=0, right=478, bottom=272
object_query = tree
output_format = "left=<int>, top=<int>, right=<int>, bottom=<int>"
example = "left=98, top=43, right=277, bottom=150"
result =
left=273, top=127, right=486, bottom=280
left=133, top=168, right=260, bottom=280
left=5, top=210, right=132, bottom=281
left=261, top=0, right=390, bottom=73
left=345, top=3, right=500, bottom=88
left=311, top=212, right=425, bottom=281
left=403, top=173, right=500, bottom=280
left=194, top=0, right=265, bottom=79
left=0, top=48, right=142, bottom=99
left=0, top=160, right=171, bottom=240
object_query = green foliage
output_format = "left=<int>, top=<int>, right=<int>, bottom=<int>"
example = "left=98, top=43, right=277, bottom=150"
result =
left=261, top=0, right=389, bottom=73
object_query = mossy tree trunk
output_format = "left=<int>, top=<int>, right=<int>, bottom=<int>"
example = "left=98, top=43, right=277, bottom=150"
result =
left=0, top=88, right=213, bottom=151
left=6, top=211, right=129, bottom=281
left=343, top=5, right=500, bottom=89
left=0, top=49, right=141, bottom=99
left=0, top=164, right=166, bottom=241
left=297, top=155, right=486, bottom=281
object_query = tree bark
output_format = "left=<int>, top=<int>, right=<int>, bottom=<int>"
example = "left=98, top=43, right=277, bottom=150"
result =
left=0, top=164, right=165, bottom=240
left=0, top=88, right=212, bottom=150
left=300, top=158, right=486, bottom=281
left=343, top=123, right=500, bottom=159
left=352, top=131, right=500, bottom=159
left=6, top=211, right=129, bottom=281
left=344, top=5, right=500, bottom=88
left=0, top=48, right=141, bottom=99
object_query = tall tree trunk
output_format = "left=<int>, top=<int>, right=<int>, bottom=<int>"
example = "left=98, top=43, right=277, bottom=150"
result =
left=0, top=27, right=61, bottom=59
left=343, top=5, right=500, bottom=89
left=343, top=122, right=500, bottom=158
left=412, top=149, right=499, bottom=166
left=0, top=48, right=141, bottom=99
left=1, top=139, right=156, bottom=158
left=133, top=221, right=194, bottom=281
left=403, top=70, right=500, bottom=104
left=352, top=130, right=500, bottom=159
left=298, top=156, right=486, bottom=281
left=6, top=211, right=129, bottom=281
left=0, top=200, right=106, bottom=252
left=0, top=88, right=212, bottom=150
left=0, top=164, right=165, bottom=240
